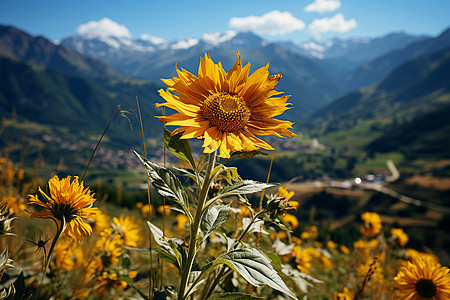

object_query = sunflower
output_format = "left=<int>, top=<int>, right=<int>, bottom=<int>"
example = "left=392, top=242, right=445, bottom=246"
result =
left=360, top=212, right=382, bottom=237
left=28, top=175, right=97, bottom=241
left=394, top=256, right=450, bottom=299
left=156, top=52, right=296, bottom=158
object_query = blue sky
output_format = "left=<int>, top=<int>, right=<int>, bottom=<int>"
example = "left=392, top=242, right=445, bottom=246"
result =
left=1, top=0, right=449, bottom=44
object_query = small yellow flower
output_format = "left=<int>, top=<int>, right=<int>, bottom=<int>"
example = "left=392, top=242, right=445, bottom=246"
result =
left=391, top=228, right=409, bottom=246
left=327, top=240, right=338, bottom=249
left=2, top=195, right=26, bottom=215
left=394, top=256, right=450, bottom=299
left=156, top=52, right=296, bottom=158
left=340, top=245, right=350, bottom=255
left=301, top=231, right=311, bottom=240
left=238, top=205, right=254, bottom=218
left=277, top=231, right=288, bottom=240
left=157, top=205, right=172, bottom=216
left=176, top=214, right=189, bottom=231
left=28, top=175, right=97, bottom=241
left=300, top=225, right=318, bottom=240
left=53, top=237, right=83, bottom=271
left=141, top=203, right=154, bottom=217
left=353, top=239, right=378, bottom=256
left=334, top=287, right=353, bottom=300
left=277, top=186, right=295, bottom=201
left=87, top=209, right=110, bottom=235
left=96, top=228, right=122, bottom=268
left=282, top=214, right=299, bottom=230
left=112, top=215, right=142, bottom=247
left=360, top=212, right=382, bottom=237
left=292, top=245, right=312, bottom=274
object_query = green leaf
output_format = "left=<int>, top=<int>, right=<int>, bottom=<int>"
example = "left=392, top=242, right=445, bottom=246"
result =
left=154, top=248, right=179, bottom=268
left=200, top=205, right=230, bottom=240
left=221, top=180, right=275, bottom=196
left=173, top=166, right=202, bottom=184
left=135, top=151, right=192, bottom=221
left=0, top=248, right=9, bottom=268
left=164, top=127, right=196, bottom=170
left=196, top=248, right=296, bottom=300
left=147, top=221, right=184, bottom=270
left=224, top=150, right=270, bottom=163
left=205, top=180, right=276, bottom=209
left=206, top=292, right=263, bottom=300
left=218, top=167, right=241, bottom=185
left=282, top=264, right=322, bottom=293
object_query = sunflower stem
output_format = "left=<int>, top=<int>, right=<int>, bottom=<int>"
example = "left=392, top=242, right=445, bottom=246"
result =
left=40, top=217, right=65, bottom=285
left=178, top=152, right=216, bottom=300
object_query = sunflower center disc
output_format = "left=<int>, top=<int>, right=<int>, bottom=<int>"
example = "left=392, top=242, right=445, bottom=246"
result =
left=202, top=92, right=251, bottom=132
left=415, top=279, right=437, bottom=298
left=51, top=203, right=78, bottom=223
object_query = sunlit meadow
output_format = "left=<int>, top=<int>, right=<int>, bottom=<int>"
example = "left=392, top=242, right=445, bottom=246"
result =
left=1, top=53, right=449, bottom=300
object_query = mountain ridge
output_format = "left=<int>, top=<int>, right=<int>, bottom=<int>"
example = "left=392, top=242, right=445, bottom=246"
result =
left=0, top=25, right=124, bottom=80
left=344, top=27, right=450, bottom=90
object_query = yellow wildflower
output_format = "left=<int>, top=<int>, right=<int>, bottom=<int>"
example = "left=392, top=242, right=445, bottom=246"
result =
left=28, top=175, right=97, bottom=241
left=360, top=212, right=382, bottom=237
left=334, top=287, right=353, bottom=300
left=391, top=228, right=409, bottom=246
left=111, top=215, right=142, bottom=247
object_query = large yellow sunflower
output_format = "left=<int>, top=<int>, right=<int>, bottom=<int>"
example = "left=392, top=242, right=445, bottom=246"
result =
left=156, top=52, right=296, bottom=158
left=28, top=175, right=97, bottom=241
left=394, top=256, right=450, bottom=299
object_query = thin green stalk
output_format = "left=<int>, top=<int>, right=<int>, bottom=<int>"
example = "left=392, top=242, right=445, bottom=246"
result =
left=178, top=152, right=216, bottom=300
left=259, top=150, right=274, bottom=210
left=136, top=96, right=154, bottom=299
left=40, top=217, right=65, bottom=284
left=80, top=106, right=120, bottom=182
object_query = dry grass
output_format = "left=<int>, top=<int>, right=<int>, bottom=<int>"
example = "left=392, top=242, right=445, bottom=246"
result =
left=405, top=175, right=450, bottom=191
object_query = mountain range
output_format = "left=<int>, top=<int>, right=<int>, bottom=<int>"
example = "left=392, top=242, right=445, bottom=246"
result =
left=60, top=30, right=428, bottom=117
left=1, top=23, right=450, bottom=172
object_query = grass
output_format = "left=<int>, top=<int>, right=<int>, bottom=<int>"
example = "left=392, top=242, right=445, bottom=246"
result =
left=315, top=120, right=384, bottom=152
left=355, top=152, right=404, bottom=174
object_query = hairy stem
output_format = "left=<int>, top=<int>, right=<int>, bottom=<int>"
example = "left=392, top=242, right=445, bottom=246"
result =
left=178, top=152, right=216, bottom=300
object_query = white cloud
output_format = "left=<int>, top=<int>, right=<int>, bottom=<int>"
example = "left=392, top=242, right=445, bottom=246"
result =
left=77, top=18, right=131, bottom=38
left=171, top=38, right=199, bottom=50
left=140, top=33, right=166, bottom=45
left=229, top=10, right=305, bottom=35
left=308, top=13, right=357, bottom=38
left=304, top=0, right=341, bottom=14
left=202, top=30, right=237, bottom=45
